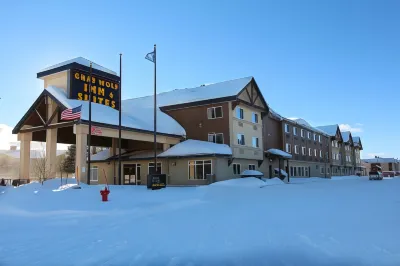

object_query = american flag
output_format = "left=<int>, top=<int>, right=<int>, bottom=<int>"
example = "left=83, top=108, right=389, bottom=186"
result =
left=61, top=105, right=82, bottom=121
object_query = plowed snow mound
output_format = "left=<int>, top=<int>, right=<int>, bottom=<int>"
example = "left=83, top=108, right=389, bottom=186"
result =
left=211, top=177, right=266, bottom=188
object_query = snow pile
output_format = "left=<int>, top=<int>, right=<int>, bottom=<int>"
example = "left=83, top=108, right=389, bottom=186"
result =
left=1, top=177, right=400, bottom=265
left=275, top=168, right=288, bottom=177
left=290, top=177, right=330, bottom=184
left=211, top=177, right=266, bottom=188
left=261, top=177, right=285, bottom=186
left=52, top=184, right=81, bottom=192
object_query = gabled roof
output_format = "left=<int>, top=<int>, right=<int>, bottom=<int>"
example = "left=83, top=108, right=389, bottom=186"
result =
left=340, top=131, right=353, bottom=144
left=38, top=57, right=117, bottom=76
left=157, top=76, right=269, bottom=112
left=158, top=139, right=232, bottom=158
left=352, top=136, right=363, bottom=150
left=316, top=124, right=343, bottom=141
left=13, top=86, right=186, bottom=137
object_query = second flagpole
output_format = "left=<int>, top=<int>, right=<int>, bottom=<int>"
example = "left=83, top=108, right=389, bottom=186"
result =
left=153, top=44, right=157, bottom=175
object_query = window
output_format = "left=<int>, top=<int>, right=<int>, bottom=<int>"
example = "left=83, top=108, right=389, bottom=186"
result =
left=301, top=129, right=305, bottom=138
left=290, top=167, right=294, bottom=176
left=207, top=106, right=223, bottom=119
left=285, top=143, right=292, bottom=153
left=318, top=135, right=321, bottom=142
left=252, top=137, right=259, bottom=148
left=285, top=124, right=290, bottom=133
left=236, top=107, right=244, bottom=119
left=314, top=149, right=317, bottom=157
left=252, top=113, right=259, bottom=123
left=326, top=152, right=329, bottom=160
left=308, top=148, right=312, bottom=156
left=313, top=134, right=317, bottom=141
left=294, top=145, right=299, bottom=154
left=208, top=133, right=224, bottom=144
left=237, top=134, right=245, bottom=145
left=332, top=152, right=335, bottom=160
left=302, top=146, right=306, bottom=155
left=90, top=166, right=98, bottom=182
left=320, top=150, right=323, bottom=158
left=321, top=167, right=325, bottom=174
left=248, top=164, right=256, bottom=170
left=307, top=132, right=311, bottom=139
left=149, top=162, right=162, bottom=174
left=293, top=127, right=298, bottom=136
left=233, top=163, right=241, bottom=175
left=188, top=160, right=212, bottom=180
left=327, top=167, right=330, bottom=174
left=332, top=141, right=334, bottom=147
left=335, top=141, right=338, bottom=148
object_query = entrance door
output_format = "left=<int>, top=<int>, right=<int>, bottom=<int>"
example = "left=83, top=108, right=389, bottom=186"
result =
left=123, top=164, right=141, bottom=185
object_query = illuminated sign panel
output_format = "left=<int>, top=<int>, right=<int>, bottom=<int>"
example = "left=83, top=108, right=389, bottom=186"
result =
left=69, top=69, right=120, bottom=110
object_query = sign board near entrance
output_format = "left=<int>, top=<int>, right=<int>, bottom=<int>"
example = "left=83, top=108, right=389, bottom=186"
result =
left=91, top=126, right=102, bottom=136
left=147, top=174, right=167, bottom=190
left=69, top=69, right=120, bottom=110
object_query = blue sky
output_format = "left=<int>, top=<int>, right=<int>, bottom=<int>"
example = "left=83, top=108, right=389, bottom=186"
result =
left=0, top=0, right=399, bottom=158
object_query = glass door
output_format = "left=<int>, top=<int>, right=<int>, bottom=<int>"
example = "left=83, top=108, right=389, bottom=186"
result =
left=123, top=164, right=141, bottom=185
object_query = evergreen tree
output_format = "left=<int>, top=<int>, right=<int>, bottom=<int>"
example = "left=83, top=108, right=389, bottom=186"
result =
left=63, top=144, right=76, bottom=174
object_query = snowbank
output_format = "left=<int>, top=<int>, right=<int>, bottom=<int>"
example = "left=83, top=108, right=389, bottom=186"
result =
left=261, top=177, right=285, bottom=186
left=240, top=170, right=263, bottom=177
left=211, top=177, right=266, bottom=188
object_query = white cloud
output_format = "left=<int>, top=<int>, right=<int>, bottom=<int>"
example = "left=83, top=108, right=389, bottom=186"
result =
left=0, top=124, right=69, bottom=150
left=339, top=123, right=363, bottom=133
left=355, top=123, right=363, bottom=126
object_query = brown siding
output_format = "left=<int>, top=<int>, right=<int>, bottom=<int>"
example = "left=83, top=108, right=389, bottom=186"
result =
left=163, top=103, right=230, bottom=145
left=263, top=115, right=283, bottom=150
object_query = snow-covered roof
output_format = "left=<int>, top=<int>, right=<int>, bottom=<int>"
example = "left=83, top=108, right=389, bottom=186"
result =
left=129, top=76, right=253, bottom=108
left=287, top=118, right=328, bottom=136
left=46, top=86, right=185, bottom=136
left=353, top=136, right=360, bottom=144
left=158, top=139, right=232, bottom=158
left=39, top=57, right=117, bottom=76
left=265, top=148, right=292, bottom=159
left=341, top=131, right=351, bottom=143
left=362, top=158, right=400, bottom=163
left=90, top=149, right=111, bottom=161
left=316, top=125, right=338, bottom=137
left=240, top=170, right=263, bottom=176
left=268, top=107, right=283, bottom=120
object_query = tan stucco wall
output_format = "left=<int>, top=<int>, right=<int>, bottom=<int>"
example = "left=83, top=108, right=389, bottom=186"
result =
left=167, top=157, right=215, bottom=186
left=231, top=104, right=263, bottom=160
left=43, top=71, right=69, bottom=92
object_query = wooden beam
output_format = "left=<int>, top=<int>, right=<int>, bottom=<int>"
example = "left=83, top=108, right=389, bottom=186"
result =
left=245, top=87, right=252, bottom=103
left=250, top=81, right=254, bottom=104
left=253, top=92, right=259, bottom=106
left=19, top=121, right=76, bottom=133
left=35, top=109, right=46, bottom=125
left=46, top=106, right=60, bottom=126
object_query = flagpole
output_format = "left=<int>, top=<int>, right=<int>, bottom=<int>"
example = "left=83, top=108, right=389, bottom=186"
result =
left=87, top=62, right=92, bottom=185
left=153, top=44, right=157, bottom=175
left=118, top=54, right=122, bottom=185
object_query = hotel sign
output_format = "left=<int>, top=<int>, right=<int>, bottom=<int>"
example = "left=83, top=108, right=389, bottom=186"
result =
left=69, top=69, right=120, bottom=110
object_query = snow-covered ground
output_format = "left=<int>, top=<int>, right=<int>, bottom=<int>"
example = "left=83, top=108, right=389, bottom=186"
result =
left=1, top=176, right=400, bottom=266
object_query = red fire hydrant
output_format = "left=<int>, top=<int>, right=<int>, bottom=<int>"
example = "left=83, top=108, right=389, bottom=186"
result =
left=100, top=187, right=110, bottom=202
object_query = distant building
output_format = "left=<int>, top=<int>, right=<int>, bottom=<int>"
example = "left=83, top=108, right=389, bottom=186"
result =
left=362, top=158, right=400, bottom=173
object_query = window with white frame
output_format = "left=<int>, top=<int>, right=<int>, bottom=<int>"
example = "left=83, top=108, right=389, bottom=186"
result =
left=285, top=124, right=290, bottom=133
left=236, top=107, right=244, bottom=119
left=252, top=113, right=259, bottom=123
left=313, top=133, right=317, bottom=141
left=252, top=137, right=259, bottom=148
left=90, top=166, right=98, bottom=182
left=286, top=143, right=292, bottom=153
left=188, top=160, right=212, bottom=180
left=207, top=106, right=223, bottom=119
left=294, top=145, right=299, bottom=154
left=327, top=167, right=330, bottom=174
left=326, top=152, right=329, bottom=160
left=301, top=129, right=304, bottom=138
left=332, top=140, right=334, bottom=147
left=318, top=135, right=321, bottom=142
left=237, top=134, right=245, bottom=145
left=302, top=146, right=306, bottom=155
left=293, top=127, right=298, bottom=136
left=314, top=149, right=317, bottom=157
left=148, top=162, right=162, bottom=175
left=208, top=133, right=224, bottom=144
left=248, top=164, right=256, bottom=170
left=307, top=132, right=311, bottom=139
left=332, top=152, right=335, bottom=160
left=320, top=150, right=323, bottom=158
left=335, top=141, right=338, bottom=147
left=309, top=148, right=312, bottom=156
left=233, top=163, right=241, bottom=175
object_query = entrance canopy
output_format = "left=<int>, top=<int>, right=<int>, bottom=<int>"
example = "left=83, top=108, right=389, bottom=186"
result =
left=265, top=148, right=292, bottom=159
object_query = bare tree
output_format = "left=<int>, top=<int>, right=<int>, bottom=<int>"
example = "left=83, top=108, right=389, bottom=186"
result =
left=32, top=149, right=50, bottom=184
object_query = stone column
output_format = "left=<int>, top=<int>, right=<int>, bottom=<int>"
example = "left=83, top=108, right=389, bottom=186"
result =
left=75, top=125, right=88, bottom=184
left=46, top=97, right=58, bottom=178
left=18, top=132, right=32, bottom=179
